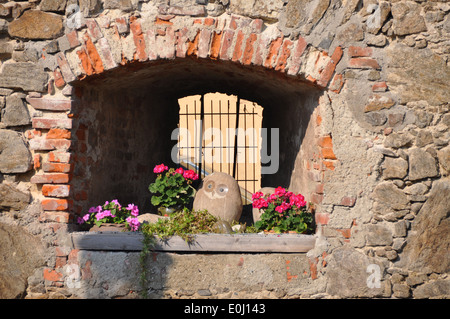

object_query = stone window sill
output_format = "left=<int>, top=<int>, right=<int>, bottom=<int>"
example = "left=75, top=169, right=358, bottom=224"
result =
left=71, top=232, right=316, bottom=253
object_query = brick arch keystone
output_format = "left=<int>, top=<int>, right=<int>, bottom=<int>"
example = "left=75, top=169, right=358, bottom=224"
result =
left=55, top=16, right=343, bottom=90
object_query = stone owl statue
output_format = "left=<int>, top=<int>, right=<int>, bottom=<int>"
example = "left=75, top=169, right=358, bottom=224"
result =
left=193, top=172, right=243, bottom=224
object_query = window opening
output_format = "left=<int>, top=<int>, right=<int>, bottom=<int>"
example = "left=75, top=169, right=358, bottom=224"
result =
left=177, top=93, right=263, bottom=204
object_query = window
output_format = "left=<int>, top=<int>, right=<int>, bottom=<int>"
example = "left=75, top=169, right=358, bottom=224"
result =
left=176, top=93, right=263, bottom=204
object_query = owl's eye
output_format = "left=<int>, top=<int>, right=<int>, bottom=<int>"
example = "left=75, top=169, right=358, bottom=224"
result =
left=217, top=184, right=228, bottom=194
left=205, top=181, right=215, bottom=192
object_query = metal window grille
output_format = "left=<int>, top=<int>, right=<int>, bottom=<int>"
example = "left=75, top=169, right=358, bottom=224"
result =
left=177, top=93, right=263, bottom=204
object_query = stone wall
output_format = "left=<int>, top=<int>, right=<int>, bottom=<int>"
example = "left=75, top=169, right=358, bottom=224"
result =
left=0, top=0, right=449, bottom=299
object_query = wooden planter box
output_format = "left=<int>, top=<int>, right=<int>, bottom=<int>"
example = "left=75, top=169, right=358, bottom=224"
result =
left=71, top=232, right=316, bottom=253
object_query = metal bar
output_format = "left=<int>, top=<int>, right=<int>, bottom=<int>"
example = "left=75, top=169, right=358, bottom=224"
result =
left=199, top=95, right=205, bottom=179
left=219, top=99, right=222, bottom=174
left=232, top=96, right=240, bottom=179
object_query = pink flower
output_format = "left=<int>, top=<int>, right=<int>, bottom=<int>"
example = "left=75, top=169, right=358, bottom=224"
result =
left=252, top=192, right=264, bottom=201
left=275, top=202, right=291, bottom=214
left=153, top=163, right=168, bottom=173
left=274, top=186, right=287, bottom=197
left=183, top=169, right=199, bottom=180
left=77, top=214, right=90, bottom=224
left=290, top=194, right=306, bottom=208
left=252, top=198, right=268, bottom=210
left=96, top=210, right=112, bottom=221
left=268, top=193, right=278, bottom=202
left=126, top=217, right=140, bottom=232
left=174, top=167, right=184, bottom=175
left=126, top=203, right=139, bottom=217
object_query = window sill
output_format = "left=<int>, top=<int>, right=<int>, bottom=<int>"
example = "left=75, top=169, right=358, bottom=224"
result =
left=71, top=232, right=316, bottom=253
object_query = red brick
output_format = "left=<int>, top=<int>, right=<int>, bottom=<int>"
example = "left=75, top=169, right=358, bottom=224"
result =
left=229, top=15, right=239, bottom=30
left=187, top=30, right=200, bottom=56
left=219, top=30, right=234, bottom=60
left=372, top=81, right=388, bottom=92
left=74, top=190, right=88, bottom=201
left=130, top=17, right=148, bottom=62
left=253, top=35, right=270, bottom=66
left=287, top=36, right=307, bottom=76
left=275, top=39, right=293, bottom=72
left=146, top=29, right=157, bottom=60
left=39, top=211, right=72, bottom=223
left=204, top=17, right=215, bottom=27
left=97, top=37, right=118, bottom=70
left=42, top=198, right=71, bottom=211
left=85, top=19, right=103, bottom=42
left=311, top=193, right=323, bottom=204
left=34, top=154, right=41, bottom=169
left=198, top=28, right=212, bottom=58
left=318, top=135, right=333, bottom=148
left=175, top=27, right=188, bottom=58
left=76, top=47, right=94, bottom=75
left=46, top=128, right=71, bottom=139
left=68, top=249, right=80, bottom=264
left=210, top=31, right=222, bottom=60
left=42, top=184, right=70, bottom=198
left=24, top=129, right=42, bottom=139
left=29, top=138, right=71, bottom=151
left=321, top=148, right=337, bottom=160
left=43, top=268, right=63, bottom=282
left=317, top=46, right=343, bottom=87
left=250, top=19, right=264, bottom=33
left=232, top=30, right=245, bottom=62
left=323, top=160, right=335, bottom=171
left=264, top=36, right=283, bottom=68
left=315, top=212, right=329, bottom=225
left=337, top=228, right=351, bottom=239
left=27, top=97, right=72, bottom=111
left=348, top=46, right=373, bottom=57
left=55, top=246, right=69, bottom=257
left=82, top=33, right=104, bottom=74
left=32, top=118, right=72, bottom=129
left=316, top=114, right=322, bottom=126
left=242, top=33, right=258, bottom=65
left=30, top=173, right=70, bottom=184
left=55, top=52, right=76, bottom=83
left=42, top=162, right=72, bottom=173
left=65, top=30, right=81, bottom=49
left=308, top=257, right=318, bottom=280
left=315, top=183, right=324, bottom=194
left=156, top=26, right=175, bottom=59
left=348, top=57, right=380, bottom=69
left=53, top=69, right=65, bottom=88
left=55, top=256, right=67, bottom=268
left=48, top=151, right=71, bottom=163
left=340, top=196, right=356, bottom=207
left=155, top=17, right=174, bottom=25
left=330, top=73, right=344, bottom=93
left=115, top=17, right=129, bottom=34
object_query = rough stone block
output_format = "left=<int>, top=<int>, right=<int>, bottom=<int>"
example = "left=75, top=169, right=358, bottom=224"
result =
left=0, top=183, right=31, bottom=210
left=0, top=129, right=32, bottom=174
left=8, top=10, right=63, bottom=40
left=2, top=94, right=31, bottom=127
left=0, top=62, right=48, bottom=92
left=408, top=148, right=438, bottom=181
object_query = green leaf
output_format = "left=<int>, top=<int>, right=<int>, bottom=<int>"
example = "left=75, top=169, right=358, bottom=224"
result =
left=151, top=196, right=162, bottom=206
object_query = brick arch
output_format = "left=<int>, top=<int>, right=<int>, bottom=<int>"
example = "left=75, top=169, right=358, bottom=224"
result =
left=55, top=15, right=343, bottom=90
